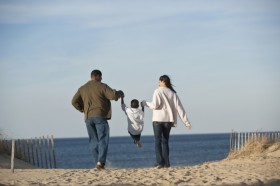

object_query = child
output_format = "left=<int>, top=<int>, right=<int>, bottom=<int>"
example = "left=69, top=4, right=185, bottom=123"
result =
left=121, top=96, right=144, bottom=148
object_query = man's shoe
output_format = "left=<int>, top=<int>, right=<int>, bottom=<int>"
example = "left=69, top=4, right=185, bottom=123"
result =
left=164, top=165, right=170, bottom=168
left=96, top=162, right=105, bottom=170
left=154, top=164, right=164, bottom=169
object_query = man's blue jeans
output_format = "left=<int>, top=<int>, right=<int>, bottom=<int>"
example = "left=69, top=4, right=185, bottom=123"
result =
left=153, top=122, right=172, bottom=167
left=85, top=117, right=109, bottom=166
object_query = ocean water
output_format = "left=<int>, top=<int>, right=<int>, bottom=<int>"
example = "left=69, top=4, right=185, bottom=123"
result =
left=54, top=133, right=230, bottom=169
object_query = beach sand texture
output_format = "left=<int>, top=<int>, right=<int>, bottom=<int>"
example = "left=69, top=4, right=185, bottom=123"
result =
left=0, top=142, right=280, bottom=186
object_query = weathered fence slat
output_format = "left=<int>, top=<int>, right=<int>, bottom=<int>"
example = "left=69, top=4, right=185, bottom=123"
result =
left=229, top=129, right=233, bottom=152
left=11, top=140, right=15, bottom=173
left=51, top=135, right=56, bottom=168
left=30, top=138, right=35, bottom=165
left=47, top=136, right=52, bottom=168
left=39, top=137, right=43, bottom=168
left=42, top=136, right=48, bottom=168
left=35, top=137, right=39, bottom=167
left=27, top=139, right=31, bottom=163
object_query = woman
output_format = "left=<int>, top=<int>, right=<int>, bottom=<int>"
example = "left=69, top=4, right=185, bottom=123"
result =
left=141, top=75, right=191, bottom=168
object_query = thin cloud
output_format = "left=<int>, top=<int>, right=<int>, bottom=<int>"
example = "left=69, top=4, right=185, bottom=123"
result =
left=1, top=1, right=279, bottom=31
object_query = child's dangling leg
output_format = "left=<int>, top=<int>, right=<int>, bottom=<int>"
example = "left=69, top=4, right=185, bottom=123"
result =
left=129, top=132, right=142, bottom=148
left=136, top=140, right=142, bottom=148
left=134, top=133, right=142, bottom=148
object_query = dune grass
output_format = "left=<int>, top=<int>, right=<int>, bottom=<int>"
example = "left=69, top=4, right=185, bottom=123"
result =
left=227, top=136, right=280, bottom=159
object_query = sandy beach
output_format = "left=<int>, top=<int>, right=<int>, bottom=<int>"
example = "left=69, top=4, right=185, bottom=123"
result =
left=0, top=142, right=280, bottom=186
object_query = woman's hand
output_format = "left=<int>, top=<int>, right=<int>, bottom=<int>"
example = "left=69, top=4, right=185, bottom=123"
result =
left=185, top=123, right=192, bottom=130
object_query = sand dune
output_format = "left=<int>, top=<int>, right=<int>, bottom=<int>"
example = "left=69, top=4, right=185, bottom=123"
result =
left=0, top=142, right=279, bottom=185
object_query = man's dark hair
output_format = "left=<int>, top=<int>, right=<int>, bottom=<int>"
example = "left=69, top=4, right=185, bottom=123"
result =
left=131, top=99, right=139, bottom=108
left=91, top=69, right=102, bottom=78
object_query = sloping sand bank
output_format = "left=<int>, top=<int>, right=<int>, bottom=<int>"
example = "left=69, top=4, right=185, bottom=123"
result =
left=0, top=142, right=279, bottom=186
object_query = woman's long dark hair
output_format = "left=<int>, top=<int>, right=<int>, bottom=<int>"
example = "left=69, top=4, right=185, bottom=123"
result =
left=159, top=75, right=176, bottom=93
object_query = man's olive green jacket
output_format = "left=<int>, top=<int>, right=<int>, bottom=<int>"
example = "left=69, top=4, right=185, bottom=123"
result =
left=72, top=80, right=119, bottom=120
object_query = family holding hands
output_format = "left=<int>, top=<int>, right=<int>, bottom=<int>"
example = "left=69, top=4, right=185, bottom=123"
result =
left=72, top=69, right=191, bottom=170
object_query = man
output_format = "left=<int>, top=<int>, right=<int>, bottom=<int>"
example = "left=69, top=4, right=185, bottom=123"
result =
left=72, top=69, right=124, bottom=169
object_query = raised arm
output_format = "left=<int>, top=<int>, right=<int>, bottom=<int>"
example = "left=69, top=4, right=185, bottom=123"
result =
left=121, top=95, right=126, bottom=112
left=141, top=101, right=145, bottom=112
left=142, top=89, right=161, bottom=110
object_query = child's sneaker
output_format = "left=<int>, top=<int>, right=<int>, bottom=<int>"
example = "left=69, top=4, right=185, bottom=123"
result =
left=136, top=141, right=142, bottom=148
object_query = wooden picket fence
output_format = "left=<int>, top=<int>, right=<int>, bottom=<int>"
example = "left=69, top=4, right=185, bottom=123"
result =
left=229, top=130, right=280, bottom=152
left=1, top=135, right=56, bottom=171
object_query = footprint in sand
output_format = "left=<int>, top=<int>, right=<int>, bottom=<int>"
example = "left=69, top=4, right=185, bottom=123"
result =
left=215, top=176, right=222, bottom=181
left=202, top=180, right=208, bottom=184
left=184, top=171, right=191, bottom=176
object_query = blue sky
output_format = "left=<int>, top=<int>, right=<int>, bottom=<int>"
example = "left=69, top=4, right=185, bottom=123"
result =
left=0, top=0, right=280, bottom=139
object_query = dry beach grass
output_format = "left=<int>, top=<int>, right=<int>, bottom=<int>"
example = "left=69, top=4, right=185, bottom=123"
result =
left=227, top=137, right=279, bottom=160
left=0, top=138, right=279, bottom=185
